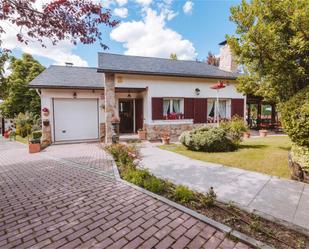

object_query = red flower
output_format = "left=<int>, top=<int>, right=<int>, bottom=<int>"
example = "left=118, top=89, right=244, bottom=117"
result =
left=42, top=107, right=49, bottom=113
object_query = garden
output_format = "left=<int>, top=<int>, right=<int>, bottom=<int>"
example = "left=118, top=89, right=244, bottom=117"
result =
left=106, top=143, right=309, bottom=249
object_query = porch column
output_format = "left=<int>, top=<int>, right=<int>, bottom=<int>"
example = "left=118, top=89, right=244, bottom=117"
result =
left=104, top=73, right=116, bottom=143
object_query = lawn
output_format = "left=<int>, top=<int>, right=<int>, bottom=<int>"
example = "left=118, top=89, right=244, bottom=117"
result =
left=159, top=136, right=292, bottom=178
left=15, top=135, right=31, bottom=144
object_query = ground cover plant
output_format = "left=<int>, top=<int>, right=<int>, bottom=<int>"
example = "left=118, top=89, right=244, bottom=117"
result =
left=106, top=143, right=309, bottom=249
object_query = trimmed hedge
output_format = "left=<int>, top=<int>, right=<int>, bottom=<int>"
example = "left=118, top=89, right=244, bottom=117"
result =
left=180, top=126, right=237, bottom=152
left=280, top=86, right=309, bottom=147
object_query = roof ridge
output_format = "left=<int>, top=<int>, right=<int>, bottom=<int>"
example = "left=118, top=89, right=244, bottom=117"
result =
left=49, top=65, right=98, bottom=70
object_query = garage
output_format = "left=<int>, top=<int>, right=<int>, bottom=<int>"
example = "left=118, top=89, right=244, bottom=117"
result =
left=53, top=99, right=99, bottom=142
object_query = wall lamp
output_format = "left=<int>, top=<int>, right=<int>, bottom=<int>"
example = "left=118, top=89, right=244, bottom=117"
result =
left=195, top=88, right=201, bottom=96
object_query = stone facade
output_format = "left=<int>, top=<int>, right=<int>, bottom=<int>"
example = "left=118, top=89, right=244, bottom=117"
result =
left=145, top=123, right=205, bottom=141
left=100, top=123, right=106, bottom=142
left=41, top=121, right=51, bottom=145
left=104, top=73, right=116, bottom=144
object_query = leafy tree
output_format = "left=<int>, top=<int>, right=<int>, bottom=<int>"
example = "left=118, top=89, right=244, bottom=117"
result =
left=206, top=52, right=219, bottom=67
left=227, top=0, right=309, bottom=103
left=170, top=53, right=178, bottom=60
left=0, top=0, right=119, bottom=49
left=0, top=54, right=44, bottom=118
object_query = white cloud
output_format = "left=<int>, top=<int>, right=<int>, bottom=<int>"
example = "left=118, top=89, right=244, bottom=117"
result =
left=115, top=0, right=128, bottom=6
left=110, top=8, right=196, bottom=60
left=113, top=7, right=128, bottom=18
left=1, top=21, right=88, bottom=66
left=135, top=0, right=152, bottom=6
left=183, top=1, right=193, bottom=14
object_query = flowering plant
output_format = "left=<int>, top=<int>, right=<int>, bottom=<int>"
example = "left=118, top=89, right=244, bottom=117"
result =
left=42, top=107, right=49, bottom=113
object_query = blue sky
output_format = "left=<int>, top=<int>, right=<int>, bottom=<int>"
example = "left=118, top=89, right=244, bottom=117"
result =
left=4, top=0, right=241, bottom=68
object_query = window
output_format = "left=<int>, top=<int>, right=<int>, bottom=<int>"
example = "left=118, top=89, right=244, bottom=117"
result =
left=163, top=98, right=184, bottom=119
left=207, top=99, right=230, bottom=122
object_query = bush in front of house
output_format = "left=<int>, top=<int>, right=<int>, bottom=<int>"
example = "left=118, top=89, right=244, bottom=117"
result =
left=180, top=126, right=237, bottom=152
left=220, top=116, right=248, bottom=145
left=279, top=86, right=309, bottom=148
left=291, top=144, right=309, bottom=173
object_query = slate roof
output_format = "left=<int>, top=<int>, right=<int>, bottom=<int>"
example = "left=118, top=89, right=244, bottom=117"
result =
left=29, top=65, right=104, bottom=89
left=98, top=53, right=238, bottom=80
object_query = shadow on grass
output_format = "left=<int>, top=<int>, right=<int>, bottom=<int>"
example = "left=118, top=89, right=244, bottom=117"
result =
left=239, top=144, right=268, bottom=149
left=278, top=146, right=291, bottom=151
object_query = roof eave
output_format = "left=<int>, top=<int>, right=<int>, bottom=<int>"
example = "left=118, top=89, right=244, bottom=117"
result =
left=28, top=85, right=104, bottom=90
left=97, top=69, right=237, bottom=80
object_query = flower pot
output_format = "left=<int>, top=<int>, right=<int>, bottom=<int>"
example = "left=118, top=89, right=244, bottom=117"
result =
left=29, top=143, right=41, bottom=153
left=243, top=132, right=251, bottom=139
left=138, top=130, right=147, bottom=140
left=259, top=129, right=268, bottom=137
left=161, top=137, right=170, bottom=145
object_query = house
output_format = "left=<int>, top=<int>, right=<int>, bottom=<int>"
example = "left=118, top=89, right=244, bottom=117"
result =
left=29, top=42, right=245, bottom=144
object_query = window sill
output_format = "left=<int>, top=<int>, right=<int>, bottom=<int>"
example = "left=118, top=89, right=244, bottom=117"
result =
left=150, top=119, right=193, bottom=125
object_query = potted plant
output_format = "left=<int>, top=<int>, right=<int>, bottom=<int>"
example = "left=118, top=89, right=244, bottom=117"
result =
left=138, top=128, right=147, bottom=140
left=161, top=132, right=170, bottom=145
left=28, top=130, right=42, bottom=153
left=259, top=129, right=268, bottom=137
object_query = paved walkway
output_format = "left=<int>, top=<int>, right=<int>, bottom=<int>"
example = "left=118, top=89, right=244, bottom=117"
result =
left=0, top=138, right=250, bottom=249
left=140, top=142, right=309, bottom=233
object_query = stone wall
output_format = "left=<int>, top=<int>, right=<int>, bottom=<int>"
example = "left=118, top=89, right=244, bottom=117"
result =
left=104, top=73, right=116, bottom=144
left=100, top=123, right=105, bottom=142
left=145, top=123, right=205, bottom=141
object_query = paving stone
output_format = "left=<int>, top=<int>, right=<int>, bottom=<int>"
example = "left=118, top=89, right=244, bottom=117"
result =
left=0, top=140, right=252, bottom=249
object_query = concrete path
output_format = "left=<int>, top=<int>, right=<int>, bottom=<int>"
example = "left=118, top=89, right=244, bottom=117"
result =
left=0, top=138, right=250, bottom=249
left=140, top=142, right=309, bottom=233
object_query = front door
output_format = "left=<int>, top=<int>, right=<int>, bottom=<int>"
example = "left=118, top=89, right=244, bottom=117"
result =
left=119, top=99, right=134, bottom=133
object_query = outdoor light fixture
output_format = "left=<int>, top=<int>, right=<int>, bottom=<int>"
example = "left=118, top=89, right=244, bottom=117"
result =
left=127, top=90, right=131, bottom=98
left=195, top=88, right=201, bottom=95
left=73, top=92, right=77, bottom=98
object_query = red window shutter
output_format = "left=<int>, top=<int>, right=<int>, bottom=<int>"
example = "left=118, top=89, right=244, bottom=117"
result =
left=152, top=98, right=163, bottom=120
left=193, top=98, right=207, bottom=123
left=184, top=98, right=194, bottom=119
left=231, top=99, right=244, bottom=117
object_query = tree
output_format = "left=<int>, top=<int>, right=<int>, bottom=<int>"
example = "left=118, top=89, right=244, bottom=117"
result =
left=170, top=53, right=178, bottom=60
left=0, top=0, right=119, bottom=50
left=227, top=0, right=309, bottom=103
left=0, top=54, right=44, bottom=118
left=206, top=52, right=219, bottom=66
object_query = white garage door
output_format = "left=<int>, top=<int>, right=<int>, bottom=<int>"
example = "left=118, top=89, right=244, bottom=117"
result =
left=53, top=99, right=99, bottom=142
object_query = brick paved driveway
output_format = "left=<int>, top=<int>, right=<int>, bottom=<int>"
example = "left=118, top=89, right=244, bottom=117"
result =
left=0, top=138, right=251, bottom=249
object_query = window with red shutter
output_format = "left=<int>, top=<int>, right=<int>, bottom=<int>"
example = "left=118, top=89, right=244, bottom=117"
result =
left=184, top=98, right=194, bottom=119
left=231, top=99, right=244, bottom=118
left=152, top=98, right=163, bottom=120
left=193, top=98, right=207, bottom=123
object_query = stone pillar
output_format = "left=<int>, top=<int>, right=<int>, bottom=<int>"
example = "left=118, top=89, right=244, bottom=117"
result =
left=41, top=120, right=51, bottom=145
left=104, top=73, right=116, bottom=143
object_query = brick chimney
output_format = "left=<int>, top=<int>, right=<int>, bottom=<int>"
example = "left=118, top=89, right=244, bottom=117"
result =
left=218, top=40, right=237, bottom=73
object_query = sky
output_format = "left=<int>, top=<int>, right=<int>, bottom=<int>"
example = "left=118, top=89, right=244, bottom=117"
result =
left=2, top=0, right=241, bottom=69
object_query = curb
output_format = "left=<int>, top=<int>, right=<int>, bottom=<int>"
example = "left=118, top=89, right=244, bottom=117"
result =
left=109, top=153, right=273, bottom=249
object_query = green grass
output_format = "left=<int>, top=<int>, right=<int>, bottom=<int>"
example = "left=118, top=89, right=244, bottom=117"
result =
left=15, top=135, right=31, bottom=144
left=159, top=136, right=292, bottom=179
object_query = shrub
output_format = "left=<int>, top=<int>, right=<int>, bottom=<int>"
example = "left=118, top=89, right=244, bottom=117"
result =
left=15, top=112, right=41, bottom=138
left=279, top=86, right=309, bottom=147
left=143, top=177, right=166, bottom=194
left=200, top=187, right=217, bottom=207
left=220, top=116, right=248, bottom=145
left=32, top=130, right=42, bottom=139
left=291, top=144, right=309, bottom=172
left=174, top=185, right=196, bottom=204
left=180, top=126, right=237, bottom=152
left=106, top=143, right=138, bottom=169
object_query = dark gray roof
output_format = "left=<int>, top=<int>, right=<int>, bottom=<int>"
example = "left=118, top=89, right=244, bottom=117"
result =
left=29, top=65, right=104, bottom=89
left=98, top=53, right=238, bottom=80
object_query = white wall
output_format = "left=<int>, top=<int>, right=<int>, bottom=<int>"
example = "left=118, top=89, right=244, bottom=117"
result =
left=114, top=74, right=245, bottom=124
left=40, top=89, right=105, bottom=142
